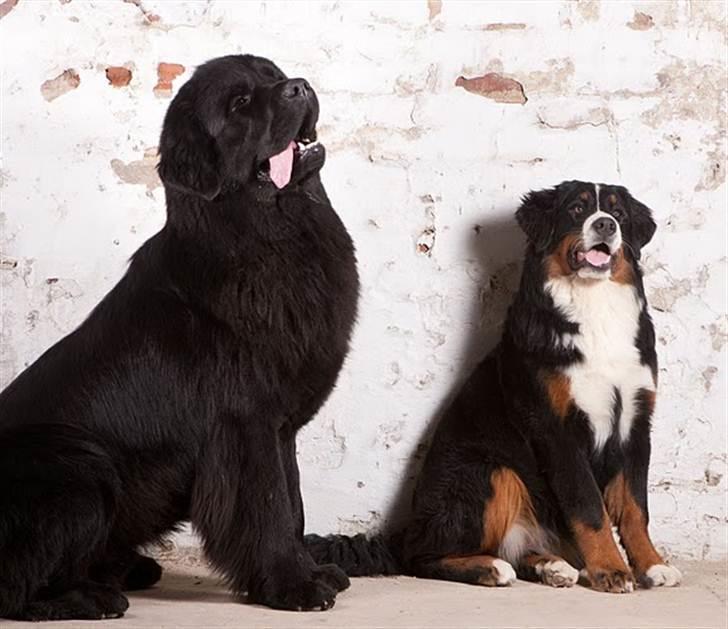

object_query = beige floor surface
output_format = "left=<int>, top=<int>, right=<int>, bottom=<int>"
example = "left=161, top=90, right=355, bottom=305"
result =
left=4, top=560, right=726, bottom=628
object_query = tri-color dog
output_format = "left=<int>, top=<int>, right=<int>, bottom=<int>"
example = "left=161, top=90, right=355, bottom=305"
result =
left=307, top=180, right=681, bottom=593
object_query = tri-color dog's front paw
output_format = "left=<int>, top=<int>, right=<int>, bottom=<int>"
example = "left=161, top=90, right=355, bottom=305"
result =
left=641, top=564, right=682, bottom=588
left=588, top=568, right=635, bottom=593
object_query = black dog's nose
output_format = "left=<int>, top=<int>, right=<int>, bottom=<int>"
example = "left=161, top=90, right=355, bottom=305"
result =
left=593, top=216, right=617, bottom=237
left=282, top=78, right=311, bottom=99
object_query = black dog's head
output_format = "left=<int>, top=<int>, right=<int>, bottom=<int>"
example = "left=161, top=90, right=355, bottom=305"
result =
left=516, top=180, right=656, bottom=281
left=158, top=55, right=323, bottom=200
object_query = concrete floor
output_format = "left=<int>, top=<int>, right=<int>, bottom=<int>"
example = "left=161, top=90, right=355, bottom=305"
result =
left=5, top=559, right=726, bottom=628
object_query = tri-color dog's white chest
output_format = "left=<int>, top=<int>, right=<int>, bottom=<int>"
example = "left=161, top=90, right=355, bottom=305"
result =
left=546, top=277, right=655, bottom=450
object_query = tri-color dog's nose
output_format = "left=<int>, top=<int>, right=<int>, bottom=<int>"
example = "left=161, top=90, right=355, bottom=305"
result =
left=283, top=78, right=311, bottom=99
left=593, top=216, right=617, bottom=237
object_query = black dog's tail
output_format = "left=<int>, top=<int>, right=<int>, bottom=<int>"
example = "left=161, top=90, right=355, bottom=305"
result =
left=304, top=532, right=405, bottom=577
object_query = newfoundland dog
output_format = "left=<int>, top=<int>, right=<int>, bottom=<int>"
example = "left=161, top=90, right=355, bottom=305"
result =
left=0, top=54, right=358, bottom=620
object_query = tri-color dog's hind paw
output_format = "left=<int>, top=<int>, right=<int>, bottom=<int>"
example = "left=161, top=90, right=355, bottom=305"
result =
left=491, top=559, right=517, bottom=586
left=641, top=564, right=682, bottom=588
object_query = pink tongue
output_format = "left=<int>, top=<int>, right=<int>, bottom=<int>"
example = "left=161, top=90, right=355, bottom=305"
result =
left=585, top=249, right=610, bottom=266
left=269, top=141, right=296, bottom=189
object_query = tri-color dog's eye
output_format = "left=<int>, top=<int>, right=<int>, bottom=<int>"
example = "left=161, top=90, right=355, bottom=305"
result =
left=230, top=94, right=252, bottom=112
left=611, top=208, right=625, bottom=221
left=570, top=205, right=584, bottom=217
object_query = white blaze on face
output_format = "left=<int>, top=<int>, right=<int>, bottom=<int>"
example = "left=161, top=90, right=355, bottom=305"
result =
left=576, top=184, right=622, bottom=279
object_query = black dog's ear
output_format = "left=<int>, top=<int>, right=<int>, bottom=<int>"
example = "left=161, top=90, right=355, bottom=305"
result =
left=629, top=195, right=657, bottom=251
left=158, top=99, right=222, bottom=201
left=516, top=187, right=557, bottom=251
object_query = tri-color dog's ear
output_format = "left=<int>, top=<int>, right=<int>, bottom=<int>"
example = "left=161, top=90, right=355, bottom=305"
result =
left=157, top=98, right=222, bottom=201
left=628, top=196, right=657, bottom=250
left=516, top=188, right=557, bottom=251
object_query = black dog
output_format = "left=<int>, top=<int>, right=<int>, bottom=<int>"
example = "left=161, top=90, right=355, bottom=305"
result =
left=307, top=181, right=682, bottom=592
left=0, top=54, right=358, bottom=620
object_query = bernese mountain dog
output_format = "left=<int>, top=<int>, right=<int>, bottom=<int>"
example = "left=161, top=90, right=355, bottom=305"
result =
left=306, top=180, right=682, bottom=593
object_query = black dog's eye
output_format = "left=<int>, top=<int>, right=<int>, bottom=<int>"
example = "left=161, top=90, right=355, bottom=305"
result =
left=569, top=205, right=584, bottom=218
left=611, top=208, right=625, bottom=221
left=230, top=94, right=252, bottom=113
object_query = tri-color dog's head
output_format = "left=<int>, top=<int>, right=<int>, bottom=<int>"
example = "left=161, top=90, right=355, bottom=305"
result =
left=516, top=181, right=656, bottom=281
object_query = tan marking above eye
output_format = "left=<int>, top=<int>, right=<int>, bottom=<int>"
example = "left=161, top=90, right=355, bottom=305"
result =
left=579, top=191, right=590, bottom=201
left=608, top=194, right=618, bottom=205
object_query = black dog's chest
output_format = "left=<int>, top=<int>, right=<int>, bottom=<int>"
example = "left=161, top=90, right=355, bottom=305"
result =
left=218, top=202, right=358, bottom=390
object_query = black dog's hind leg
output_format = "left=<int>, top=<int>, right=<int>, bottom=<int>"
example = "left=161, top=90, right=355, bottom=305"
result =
left=191, top=414, right=342, bottom=611
left=123, top=553, right=164, bottom=591
left=0, top=425, right=128, bottom=621
left=17, top=581, right=129, bottom=622
left=91, top=547, right=163, bottom=591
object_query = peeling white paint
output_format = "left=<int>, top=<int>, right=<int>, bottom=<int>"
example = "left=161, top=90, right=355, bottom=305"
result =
left=1, top=0, right=726, bottom=560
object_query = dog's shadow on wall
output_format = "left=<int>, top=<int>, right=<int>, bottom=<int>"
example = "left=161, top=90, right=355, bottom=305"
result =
left=383, top=209, right=525, bottom=535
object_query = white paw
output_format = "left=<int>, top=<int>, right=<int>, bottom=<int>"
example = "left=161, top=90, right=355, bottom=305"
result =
left=492, top=559, right=517, bottom=586
left=537, top=559, right=579, bottom=588
left=645, top=564, right=682, bottom=587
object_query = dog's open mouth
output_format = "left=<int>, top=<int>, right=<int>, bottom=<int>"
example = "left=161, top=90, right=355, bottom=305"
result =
left=573, top=242, right=612, bottom=271
left=259, top=131, right=320, bottom=189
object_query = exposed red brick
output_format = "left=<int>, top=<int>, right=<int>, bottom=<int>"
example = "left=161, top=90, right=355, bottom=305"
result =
left=105, top=66, right=132, bottom=87
left=40, top=69, right=81, bottom=102
left=0, top=0, right=19, bottom=20
left=455, top=73, right=527, bottom=105
left=627, top=11, right=654, bottom=31
left=427, top=0, right=441, bottom=20
left=154, top=62, right=185, bottom=97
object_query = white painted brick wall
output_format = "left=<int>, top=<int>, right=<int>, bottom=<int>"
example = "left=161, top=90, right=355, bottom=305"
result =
left=1, top=0, right=725, bottom=560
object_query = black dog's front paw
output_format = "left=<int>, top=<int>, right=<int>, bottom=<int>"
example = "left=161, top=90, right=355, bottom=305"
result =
left=250, top=575, right=338, bottom=611
left=314, top=563, right=350, bottom=592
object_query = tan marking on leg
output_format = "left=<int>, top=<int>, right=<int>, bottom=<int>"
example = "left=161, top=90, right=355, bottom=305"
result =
left=604, top=473, right=664, bottom=578
left=572, top=513, right=627, bottom=571
left=611, top=246, right=634, bottom=285
left=441, top=555, right=496, bottom=571
left=572, top=512, right=634, bottom=592
left=482, top=468, right=538, bottom=553
left=523, top=552, right=560, bottom=568
left=439, top=555, right=515, bottom=586
left=540, top=371, right=572, bottom=419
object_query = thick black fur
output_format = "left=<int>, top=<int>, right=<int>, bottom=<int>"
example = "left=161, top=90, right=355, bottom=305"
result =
left=0, top=54, right=358, bottom=620
left=307, top=181, right=663, bottom=590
